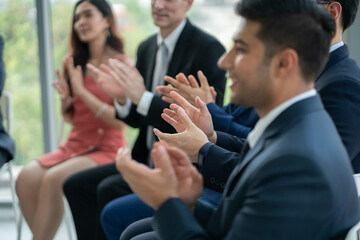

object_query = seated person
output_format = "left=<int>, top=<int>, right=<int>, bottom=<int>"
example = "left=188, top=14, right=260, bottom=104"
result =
left=15, top=1, right=127, bottom=239
left=0, top=35, right=15, bottom=168
left=116, top=0, right=360, bottom=239
left=100, top=74, right=258, bottom=240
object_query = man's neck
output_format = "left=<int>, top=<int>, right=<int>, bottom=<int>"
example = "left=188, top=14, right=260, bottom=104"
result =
left=160, top=19, right=186, bottom=39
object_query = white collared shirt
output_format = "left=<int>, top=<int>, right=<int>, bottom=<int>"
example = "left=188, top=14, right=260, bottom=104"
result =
left=115, top=20, right=187, bottom=118
left=136, top=19, right=186, bottom=116
left=330, top=41, right=344, bottom=53
left=247, top=89, right=317, bottom=148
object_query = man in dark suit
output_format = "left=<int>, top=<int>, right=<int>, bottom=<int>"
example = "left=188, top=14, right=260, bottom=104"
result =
left=155, top=0, right=360, bottom=194
left=0, top=35, right=15, bottom=168
left=116, top=0, right=360, bottom=239
left=63, top=0, right=226, bottom=239
left=315, top=0, right=360, bottom=172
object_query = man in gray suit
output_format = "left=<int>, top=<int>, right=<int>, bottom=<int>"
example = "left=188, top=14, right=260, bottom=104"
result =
left=0, top=35, right=15, bottom=168
left=116, top=0, right=360, bottom=239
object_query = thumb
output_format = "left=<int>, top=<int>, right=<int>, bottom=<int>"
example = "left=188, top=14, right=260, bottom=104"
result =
left=153, top=145, right=174, bottom=175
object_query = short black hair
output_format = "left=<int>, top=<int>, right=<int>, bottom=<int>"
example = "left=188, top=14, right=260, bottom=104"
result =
left=236, top=0, right=335, bottom=81
left=335, top=0, right=359, bottom=30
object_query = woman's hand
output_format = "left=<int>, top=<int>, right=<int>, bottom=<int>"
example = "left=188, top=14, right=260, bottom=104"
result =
left=65, top=57, right=86, bottom=97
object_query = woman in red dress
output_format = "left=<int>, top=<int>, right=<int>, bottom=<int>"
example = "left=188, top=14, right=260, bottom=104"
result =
left=15, top=1, right=128, bottom=239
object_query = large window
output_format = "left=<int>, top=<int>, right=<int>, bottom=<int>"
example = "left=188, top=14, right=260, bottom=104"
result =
left=0, top=0, right=239, bottom=166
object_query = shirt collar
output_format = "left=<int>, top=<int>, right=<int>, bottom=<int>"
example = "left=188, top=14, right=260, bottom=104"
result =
left=156, top=19, right=187, bottom=59
left=247, top=89, right=317, bottom=148
left=329, top=41, right=344, bottom=53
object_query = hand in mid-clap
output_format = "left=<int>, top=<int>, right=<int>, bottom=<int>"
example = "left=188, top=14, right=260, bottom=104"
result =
left=157, top=71, right=217, bottom=106
left=53, top=56, right=71, bottom=100
left=116, top=143, right=203, bottom=211
left=87, top=62, right=127, bottom=104
left=64, top=57, right=86, bottom=97
left=107, top=58, right=146, bottom=105
left=154, top=92, right=214, bottom=162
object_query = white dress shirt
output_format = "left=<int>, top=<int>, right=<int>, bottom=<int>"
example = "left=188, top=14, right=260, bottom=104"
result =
left=247, top=89, right=317, bottom=148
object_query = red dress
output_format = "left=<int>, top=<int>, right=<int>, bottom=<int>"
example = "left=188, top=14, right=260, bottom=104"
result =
left=38, top=75, right=126, bottom=167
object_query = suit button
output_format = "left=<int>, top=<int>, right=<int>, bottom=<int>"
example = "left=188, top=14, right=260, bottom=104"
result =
left=88, top=145, right=94, bottom=150
left=97, top=128, right=104, bottom=135
left=210, top=177, right=215, bottom=184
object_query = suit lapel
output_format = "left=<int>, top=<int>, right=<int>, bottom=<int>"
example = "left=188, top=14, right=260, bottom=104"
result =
left=223, top=96, right=324, bottom=197
left=224, top=138, right=266, bottom=197
left=145, top=37, right=158, bottom=90
left=317, top=45, right=349, bottom=80
left=166, top=20, right=193, bottom=77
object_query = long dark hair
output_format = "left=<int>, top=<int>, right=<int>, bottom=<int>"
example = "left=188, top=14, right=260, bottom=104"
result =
left=70, top=0, right=124, bottom=72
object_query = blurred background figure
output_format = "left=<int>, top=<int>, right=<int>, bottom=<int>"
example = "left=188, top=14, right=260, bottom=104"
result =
left=15, top=1, right=127, bottom=239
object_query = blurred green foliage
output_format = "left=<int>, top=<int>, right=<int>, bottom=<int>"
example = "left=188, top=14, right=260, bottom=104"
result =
left=0, top=0, right=230, bottom=166
left=0, top=0, right=154, bottom=165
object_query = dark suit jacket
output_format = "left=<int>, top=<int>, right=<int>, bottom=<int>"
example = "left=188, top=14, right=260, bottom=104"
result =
left=116, top=20, right=226, bottom=164
left=0, top=35, right=15, bottom=166
left=153, top=95, right=360, bottom=240
left=208, top=103, right=258, bottom=139
left=315, top=44, right=360, bottom=173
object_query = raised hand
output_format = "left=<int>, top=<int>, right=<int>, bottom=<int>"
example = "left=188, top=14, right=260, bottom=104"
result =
left=87, top=63, right=126, bottom=104
left=65, top=57, right=86, bottom=97
left=154, top=105, right=209, bottom=162
left=53, top=68, right=70, bottom=101
left=107, top=58, right=146, bottom=105
left=157, top=71, right=216, bottom=106
left=168, top=91, right=217, bottom=143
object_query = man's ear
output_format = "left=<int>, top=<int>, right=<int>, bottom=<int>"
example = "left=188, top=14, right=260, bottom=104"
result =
left=271, top=48, right=298, bottom=80
left=328, top=2, right=342, bottom=22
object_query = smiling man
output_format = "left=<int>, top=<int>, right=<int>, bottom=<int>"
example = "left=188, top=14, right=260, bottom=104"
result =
left=116, top=0, right=360, bottom=239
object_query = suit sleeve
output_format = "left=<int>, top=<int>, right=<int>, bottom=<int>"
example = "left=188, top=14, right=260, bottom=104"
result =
left=318, top=79, right=360, bottom=165
left=153, top=198, right=213, bottom=240
left=208, top=103, right=258, bottom=139
left=199, top=132, right=245, bottom=192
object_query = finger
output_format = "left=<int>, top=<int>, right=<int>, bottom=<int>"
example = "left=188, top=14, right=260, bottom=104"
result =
left=163, top=108, right=177, bottom=119
left=169, top=91, right=194, bottom=110
left=152, top=145, right=175, bottom=179
left=177, top=107, right=196, bottom=128
left=169, top=103, right=181, bottom=112
left=161, top=113, right=183, bottom=133
left=86, top=63, right=100, bottom=75
left=210, top=87, right=217, bottom=100
left=195, top=97, right=208, bottom=114
left=153, top=128, right=179, bottom=145
left=167, top=146, right=192, bottom=169
left=164, top=75, right=183, bottom=89
left=56, top=69, right=62, bottom=81
left=161, top=96, right=176, bottom=104
left=175, top=73, right=190, bottom=86
left=156, top=85, right=174, bottom=96
left=187, top=75, right=200, bottom=88
left=198, top=71, right=209, bottom=88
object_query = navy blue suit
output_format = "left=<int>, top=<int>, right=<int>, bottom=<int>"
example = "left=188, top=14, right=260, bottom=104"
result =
left=153, top=95, right=360, bottom=240
left=315, top=44, right=360, bottom=173
left=208, top=103, right=258, bottom=139
left=0, top=35, right=15, bottom=167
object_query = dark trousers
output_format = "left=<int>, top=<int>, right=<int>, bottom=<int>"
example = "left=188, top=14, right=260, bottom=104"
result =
left=63, top=163, right=133, bottom=240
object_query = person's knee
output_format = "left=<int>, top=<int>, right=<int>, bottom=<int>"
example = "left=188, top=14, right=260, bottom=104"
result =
left=63, top=172, right=82, bottom=198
